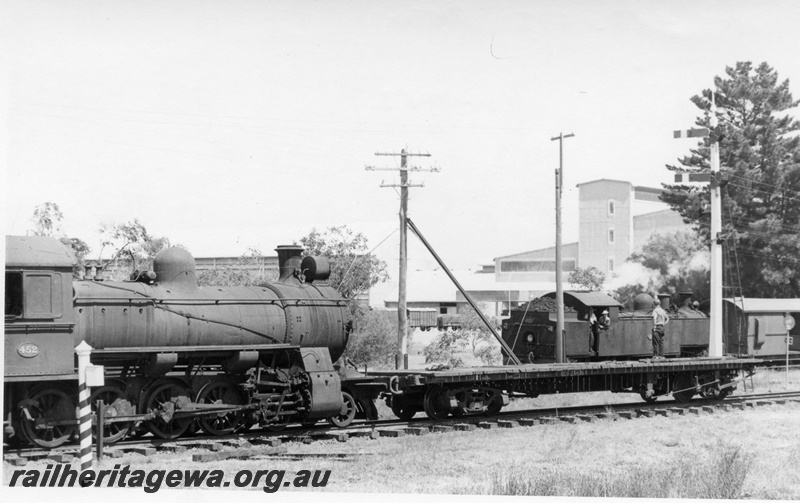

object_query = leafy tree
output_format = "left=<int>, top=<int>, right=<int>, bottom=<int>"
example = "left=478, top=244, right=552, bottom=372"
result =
left=568, top=266, right=606, bottom=291
left=474, top=344, right=500, bottom=366
left=32, top=202, right=64, bottom=237
left=662, top=62, right=800, bottom=297
left=343, top=310, right=398, bottom=369
left=298, top=226, right=388, bottom=316
left=423, top=330, right=469, bottom=368
left=31, top=202, right=90, bottom=277
left=457, top=303, right=497, bottom=356
left=196, top=248, right=277, bottom=286
left=611, top=230, right=709, bottom=307
left=98, top=219, right=171, bottom=280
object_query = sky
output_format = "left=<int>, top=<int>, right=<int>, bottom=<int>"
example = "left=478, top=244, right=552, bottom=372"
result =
left=5, top=0, right=800, bottom=279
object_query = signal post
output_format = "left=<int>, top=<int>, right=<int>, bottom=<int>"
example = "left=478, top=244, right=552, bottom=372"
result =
left=673, top=92, right=724, bottom=357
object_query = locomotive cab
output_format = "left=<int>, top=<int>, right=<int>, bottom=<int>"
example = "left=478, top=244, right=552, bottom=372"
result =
left=4, top=236, right=76, bottom=380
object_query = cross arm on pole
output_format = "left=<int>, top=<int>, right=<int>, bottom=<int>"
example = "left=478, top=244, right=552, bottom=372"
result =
left=366, top=165, right=441, bottom=172
left=375, top=152, right=432, bottom=157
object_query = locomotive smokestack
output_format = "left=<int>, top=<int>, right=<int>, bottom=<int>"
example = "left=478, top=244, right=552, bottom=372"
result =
left=276, top=245, right=304, bottom=282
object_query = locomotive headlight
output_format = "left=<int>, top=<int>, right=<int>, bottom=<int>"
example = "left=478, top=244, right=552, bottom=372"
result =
left=527, top=334, right=534, bottom=343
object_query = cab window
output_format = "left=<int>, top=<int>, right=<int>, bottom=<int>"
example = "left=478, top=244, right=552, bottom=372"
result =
left=5, top=272, right=23, bottom=317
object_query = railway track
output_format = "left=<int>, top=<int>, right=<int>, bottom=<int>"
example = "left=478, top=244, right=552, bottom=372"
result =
left=5, top=389, right=800, bottom=466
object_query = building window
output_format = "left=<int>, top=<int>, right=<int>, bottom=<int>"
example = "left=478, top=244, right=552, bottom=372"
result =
left=608, top=258, right=615, bottom=271
left=500, top=259, right=576, bottom=273
left=608, top=229, right=615, bottom=244
left=608, top=200, right=615, bottom=216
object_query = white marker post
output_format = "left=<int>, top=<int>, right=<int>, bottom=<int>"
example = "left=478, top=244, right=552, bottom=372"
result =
left=784, top=313, right=795, bottom=389
left=75, top=341, right=94, bottom=472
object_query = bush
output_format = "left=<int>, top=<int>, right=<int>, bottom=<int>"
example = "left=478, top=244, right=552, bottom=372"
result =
left=343, top=310, right=398, bottom=369
left=424, top=330, right=469, bottom=368
left=474, top=344, right=500, bottom=366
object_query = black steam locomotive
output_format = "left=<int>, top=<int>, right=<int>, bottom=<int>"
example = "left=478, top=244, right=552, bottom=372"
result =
left=4, top=236, right=381, bottom=448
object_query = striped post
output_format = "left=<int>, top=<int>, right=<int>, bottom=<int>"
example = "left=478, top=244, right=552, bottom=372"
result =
left=75, top=341, right=94, bottom=472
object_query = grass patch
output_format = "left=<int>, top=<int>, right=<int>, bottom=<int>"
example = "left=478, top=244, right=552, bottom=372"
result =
left=472, top=442, right=753, bottom=499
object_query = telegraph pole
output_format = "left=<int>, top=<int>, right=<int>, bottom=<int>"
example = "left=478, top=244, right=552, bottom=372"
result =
left=366, top=149, right=438, bottom=369
left=550, top=132, right=574, bottom=364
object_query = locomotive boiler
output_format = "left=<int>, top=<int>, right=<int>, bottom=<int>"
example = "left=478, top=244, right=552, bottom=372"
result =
left=4, top=236, right=367, bottom=448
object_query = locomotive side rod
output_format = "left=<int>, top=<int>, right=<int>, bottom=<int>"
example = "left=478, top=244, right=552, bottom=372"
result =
left=406, top=218, right=522, bottom=365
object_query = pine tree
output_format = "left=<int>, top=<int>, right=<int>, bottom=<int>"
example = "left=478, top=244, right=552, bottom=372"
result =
left=662, top=62, right=800, bottom=297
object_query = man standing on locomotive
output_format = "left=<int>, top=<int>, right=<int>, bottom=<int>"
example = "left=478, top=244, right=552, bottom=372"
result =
left=652, top=298, right=669, bottom=358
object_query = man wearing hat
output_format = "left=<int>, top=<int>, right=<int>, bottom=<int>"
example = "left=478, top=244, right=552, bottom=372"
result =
left=652, top=298, right=669, bottom=358
left=599, top=309, right=611, bottom=329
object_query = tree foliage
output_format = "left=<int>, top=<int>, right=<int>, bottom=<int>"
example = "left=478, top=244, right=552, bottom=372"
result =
left=32, top=202, right=64, bottom=237
left=662, top=62, right=800, bottom=297
left=196, top=248, right=277, bottom=286
left=611, top=231, right=709, bottom=308
left=423, top=329, right=469, bottom=368
left=568, top=266, right=606, bottom=291
left=343, top=310, right=398, bottom=369
left=474, top=344, right=500, bottom=366
left=31, top=202, right=90, bottom=277
left=99, top=219, right=171, bottom=280
left=298, top=226, right=388, bottom=316
left=457, top=303, right=499, bottom=357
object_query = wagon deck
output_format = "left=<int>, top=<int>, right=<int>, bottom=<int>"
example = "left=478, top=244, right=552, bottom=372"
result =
left=368, top=357, right=760, bottom=416
left=370, top=356, right=760, bottom=385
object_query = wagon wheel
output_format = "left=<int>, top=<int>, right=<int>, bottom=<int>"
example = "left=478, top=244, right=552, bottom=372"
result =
left=18, top=385, right=77, bottom=448
left=698, top=380, right=731, bottom=401
left=328, top=391, right=357, bottom=428
left=390, top=395, right=418, bottom=421
left=639, top=391, right=658, bottom=404
left=143, top=380, right=192, bottom=440
left=484, top=393, right=504, bottom=416
left=671, top=374, right=696, bottom=404
left=91, top=386, right=133, bottom=444
left=423, top=387, right=450, bottom=420
left=195, top=379, right=246, bottom=436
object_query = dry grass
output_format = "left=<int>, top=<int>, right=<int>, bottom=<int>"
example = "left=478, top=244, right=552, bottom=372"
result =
left=6, top=402, right=800, bottom=498
left=477, top=442, right=752, bottom=498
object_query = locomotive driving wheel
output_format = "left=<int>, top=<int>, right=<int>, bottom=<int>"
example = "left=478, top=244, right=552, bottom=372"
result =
left=143, top=379, right=192, bottom=440
left=195, top=379, right=246, bottom=436
left=18, top=385, right=77, bottom=448
left=327, top=391, right=357, bottom=428
left=90, top=385, right=133, bottom=444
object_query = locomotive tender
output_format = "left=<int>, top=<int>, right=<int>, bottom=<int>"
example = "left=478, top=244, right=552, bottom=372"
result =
left=4, top=235, right=380, bottom=448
